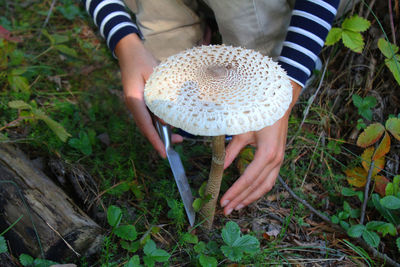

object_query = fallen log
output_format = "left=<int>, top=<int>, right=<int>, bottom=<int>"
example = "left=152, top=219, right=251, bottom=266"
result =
left=0, top=144, right=103, bottom=261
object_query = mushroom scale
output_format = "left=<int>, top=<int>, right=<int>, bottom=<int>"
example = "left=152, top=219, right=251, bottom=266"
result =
left=144, top=45, right=292, bottom=136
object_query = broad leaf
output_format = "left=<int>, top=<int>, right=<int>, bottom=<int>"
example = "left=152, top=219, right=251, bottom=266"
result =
left=361, top=147, right=385, bottom=177
left=380, top=196, right=400, bottom=209
left=396, top=237, right=400, bottom=252
left=374, top=175, right=389, bottom=196
left=121, top=240, right=140, bottom=253
left=181, top=233, right=198, bottom=244
left=8, top=75, right=30, bottom=93
left=347, top=224, right=365, bottom=238
left=352, top=94, right=363, bottom=108
left=192, top=198, right=203, bottom=212
left=54, top=44, right=77, bottom=57
left=0, top=236, right=7, bottom=253
left=385, top=117, right=400, bottom=141
left=19, top=254, right=34, bottom=266
left=377, top=222, right=397, bottom=237
left=194, top=241, right=206, bottom=254
left=33, top=109, right=71, bottom=142
left=8, top=100, right=31, bottom=110
left=378, top=38, right=399, bottom=59
left=372, top=194, right=400, bottom=225
left=325, top=27, right=342, bottom=45
left=357, top=123, right=385, bottom=147
left=366, top=221, right=386, bottom=231
left=344, top=167, right=367, bottom=187
left=362, top=230, right=380, bottom=248
left=143, top=240, right=170, bottom=267
left=221, top=221, right=260, bottom=262
left=373, top=132, right=390, bottom=160
left=342, top=15, right=370, bottom=32
left=199, top=254, right=218, bottom=267
left=342, top=30, right=364, bottom=53
left=124, top=255, right=142, bottom=267
left=385, top=55, right=400, bottom=85
left=114, top=225, right=137, bottom=241
left=107, top=205, right=122, bottom=227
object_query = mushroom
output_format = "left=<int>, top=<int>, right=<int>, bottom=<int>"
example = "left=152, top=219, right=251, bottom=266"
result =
left=144, top=45, right=292, bottom=229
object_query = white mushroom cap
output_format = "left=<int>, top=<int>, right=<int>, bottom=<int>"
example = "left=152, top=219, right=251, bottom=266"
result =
left=144, top=45, right=293, bottom=136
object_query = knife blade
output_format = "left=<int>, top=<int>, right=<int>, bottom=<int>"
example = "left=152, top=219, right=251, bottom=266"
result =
left=155, top=121, right=196, bottom=226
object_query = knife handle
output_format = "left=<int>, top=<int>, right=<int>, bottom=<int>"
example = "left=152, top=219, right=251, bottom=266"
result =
left=155, top=121, right=172, bottom=150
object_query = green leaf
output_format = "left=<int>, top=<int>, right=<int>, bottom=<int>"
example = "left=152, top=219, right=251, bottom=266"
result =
left=385, top=56, right=400, bottom=86
left=192, top=198, right=203, bottom=212
left=0, top=236, right=7, bottom=253
left=33, top=109, right=71, bottom=142
left=325, top=27, right=342, bottom=45
left=54, top=44, right=77, bottom=57
left=349, top=208, right=360, bottom=219
left=352, top=94, right=363, bottom=108
left=385, top=117, right=400, bottom=141
left=396, top=237, right=400, bottom=252
left=199, top=254, right=217, bottom=267
left=181, top=232, right=198, bottom=244
left=340, top=220, right=350, bottom=230
left=220, top=221, right=260, bottom=262
left=380, top=195, right=400, bottom=209
left=114, top=225, right=137, bottom=241
left=343, top=201, right=351, bottom=213
left=347, top=224, right=365, bottom=238
left=377, top=223, right=397, bottom=237
left=372, top=194, right=400, bottom=225
left=107, top=205, right=122, bottom=227
left=41, top=29, right=54, bottom=44
left=366, top=221, right=386, bottom=231
left=124, top=255, right=142, bottom=267
left=8, top=75, right=30, bottom=93
left=331, top=215, right=339, bottom=224
left=194, top=241, right=206, bottom=254
left=51, top=33, right=69, bottom=44
left=199, top=182, right=207, bottom=198
left=121, top=240, right=140, bottom=253
left=19, top=254, right=34, bottom=266
left=342, top=15, right=370, bottom=32
left=362, top=230, right=380, bottom=248
left=143, top=240, right=170, bottom=266
left=11, top=67, right=27, bottom=76
left=8, top=100, right=31, bottom=110
left=342, top=30, right=364, bottom=53
left=386, top=183, right=394, bottom=196
left=357, top=123, right=385, bottom=147
left=33, top=258, right=58, bottom=267
left=378, top=38, right=399, bottom=59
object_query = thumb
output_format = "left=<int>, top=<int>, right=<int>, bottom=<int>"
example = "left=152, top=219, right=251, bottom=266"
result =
left=224, top=136, right=247, bottom=169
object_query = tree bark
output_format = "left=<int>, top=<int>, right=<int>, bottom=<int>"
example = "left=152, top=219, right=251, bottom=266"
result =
left=200, top=135, right=225, bottom=229
left=0, top=144, right=103, bottom=261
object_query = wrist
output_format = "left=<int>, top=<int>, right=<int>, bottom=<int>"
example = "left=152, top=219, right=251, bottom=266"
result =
left=288, top=80, right=302, bottom=110
left=114, top=33, right=143, bottom=59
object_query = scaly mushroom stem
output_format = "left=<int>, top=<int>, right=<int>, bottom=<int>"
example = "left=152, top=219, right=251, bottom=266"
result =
left=200, top=135, right=225, bottom=229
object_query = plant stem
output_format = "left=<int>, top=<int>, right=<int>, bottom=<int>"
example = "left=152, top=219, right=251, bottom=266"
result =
left=200, top=135, right=225, bottom=229
left=360, top=161, right=375, bottom=225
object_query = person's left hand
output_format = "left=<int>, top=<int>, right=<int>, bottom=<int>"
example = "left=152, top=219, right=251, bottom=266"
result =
left=220, top=81, right=301, bottom=215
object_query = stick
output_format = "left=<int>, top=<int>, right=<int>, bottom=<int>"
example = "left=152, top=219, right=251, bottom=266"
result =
left=42, top=0, right=57, bottom=29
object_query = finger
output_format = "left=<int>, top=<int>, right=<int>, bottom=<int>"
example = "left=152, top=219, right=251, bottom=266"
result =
left=220, top=147, right=273, bottom=208
left=223, top=157, right=280, bottom=215
left=125, top=91, right=166, bottom=158
left=232, top=167, right=280, bottom=212
left=224, top=135, right=249, bottom=169
left=171, top=133, right=183, bottom=144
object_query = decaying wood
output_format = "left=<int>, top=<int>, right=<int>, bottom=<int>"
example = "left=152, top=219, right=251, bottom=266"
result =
left=0, top=144, right=103, bottom=261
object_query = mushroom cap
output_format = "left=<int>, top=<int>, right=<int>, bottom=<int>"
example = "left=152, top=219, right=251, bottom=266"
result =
left=144, top=45, right=293, bottom=136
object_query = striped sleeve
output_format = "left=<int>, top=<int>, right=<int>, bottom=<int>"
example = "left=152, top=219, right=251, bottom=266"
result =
left=81, top=0, right=143, bottom=54
left=278, top=0, right=340, bottom=87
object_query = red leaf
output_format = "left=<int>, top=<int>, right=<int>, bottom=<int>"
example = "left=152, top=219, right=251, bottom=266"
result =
left=357, top=123, right=385, bottom=147
left=374, top=175, right=389, bottom=196
left=361, top=147, right=385, bottom=176
left=386, top=117, right=400, bottom=141
left=373, top=132, right=391, bottom=160
left=0, top=26, right=22, bottom=42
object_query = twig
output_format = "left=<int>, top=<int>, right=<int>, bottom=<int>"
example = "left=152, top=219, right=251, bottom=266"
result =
left=360, top=161, right=375, bottom=225
left=42, top=0, right=57, bottom=29
left=45, top=221, right=81, bottom=257
left=287, top=58, right=329, bottom=147
left=388, top=0, right=397, bottom=45
left=278, top=175, right=400, bottom=266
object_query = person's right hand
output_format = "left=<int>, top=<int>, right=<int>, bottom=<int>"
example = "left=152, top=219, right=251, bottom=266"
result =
left=115, top=34, right=183, bottom=158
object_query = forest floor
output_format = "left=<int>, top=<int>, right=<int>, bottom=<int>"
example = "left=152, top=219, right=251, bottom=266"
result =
left=0, top=0, right=400, bottom=266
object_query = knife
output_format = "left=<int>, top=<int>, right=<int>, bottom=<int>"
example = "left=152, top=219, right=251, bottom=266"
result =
left=155, top=120, right=196, bottom=226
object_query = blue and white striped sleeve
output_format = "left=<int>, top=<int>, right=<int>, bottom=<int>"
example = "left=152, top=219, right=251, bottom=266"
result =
left=278, top=0, right=340, bottom=87
left=81, top=0, right=142, bottom=54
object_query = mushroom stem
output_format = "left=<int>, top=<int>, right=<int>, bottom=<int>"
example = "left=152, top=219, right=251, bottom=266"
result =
left=200, top=135, right=225, bottom=229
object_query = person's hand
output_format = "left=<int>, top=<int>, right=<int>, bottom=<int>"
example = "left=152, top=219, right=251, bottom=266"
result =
left=220, top=81, right=302, bottom=215
left=115, top=34, right=183, bottom=158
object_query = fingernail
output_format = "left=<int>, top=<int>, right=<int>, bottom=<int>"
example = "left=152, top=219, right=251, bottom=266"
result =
left=226, top=208, right=233, bottom=216
left=235, top=204, right=244, bottom=211
left=221, top=200, right=230, bottom=207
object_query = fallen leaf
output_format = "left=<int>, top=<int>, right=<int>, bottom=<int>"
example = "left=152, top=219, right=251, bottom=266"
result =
left=0, top=26, right=22, bottom=42
left=345, top=167, right=367, bottom=187
left=373, top=132, right=391, bottom=160
left=374, top=175, right=389, bottom=196
left=361, top=147, right=385, bottom=176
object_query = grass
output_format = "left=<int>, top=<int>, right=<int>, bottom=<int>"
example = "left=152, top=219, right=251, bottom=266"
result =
left=1, top=0, right=400, bottom=266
